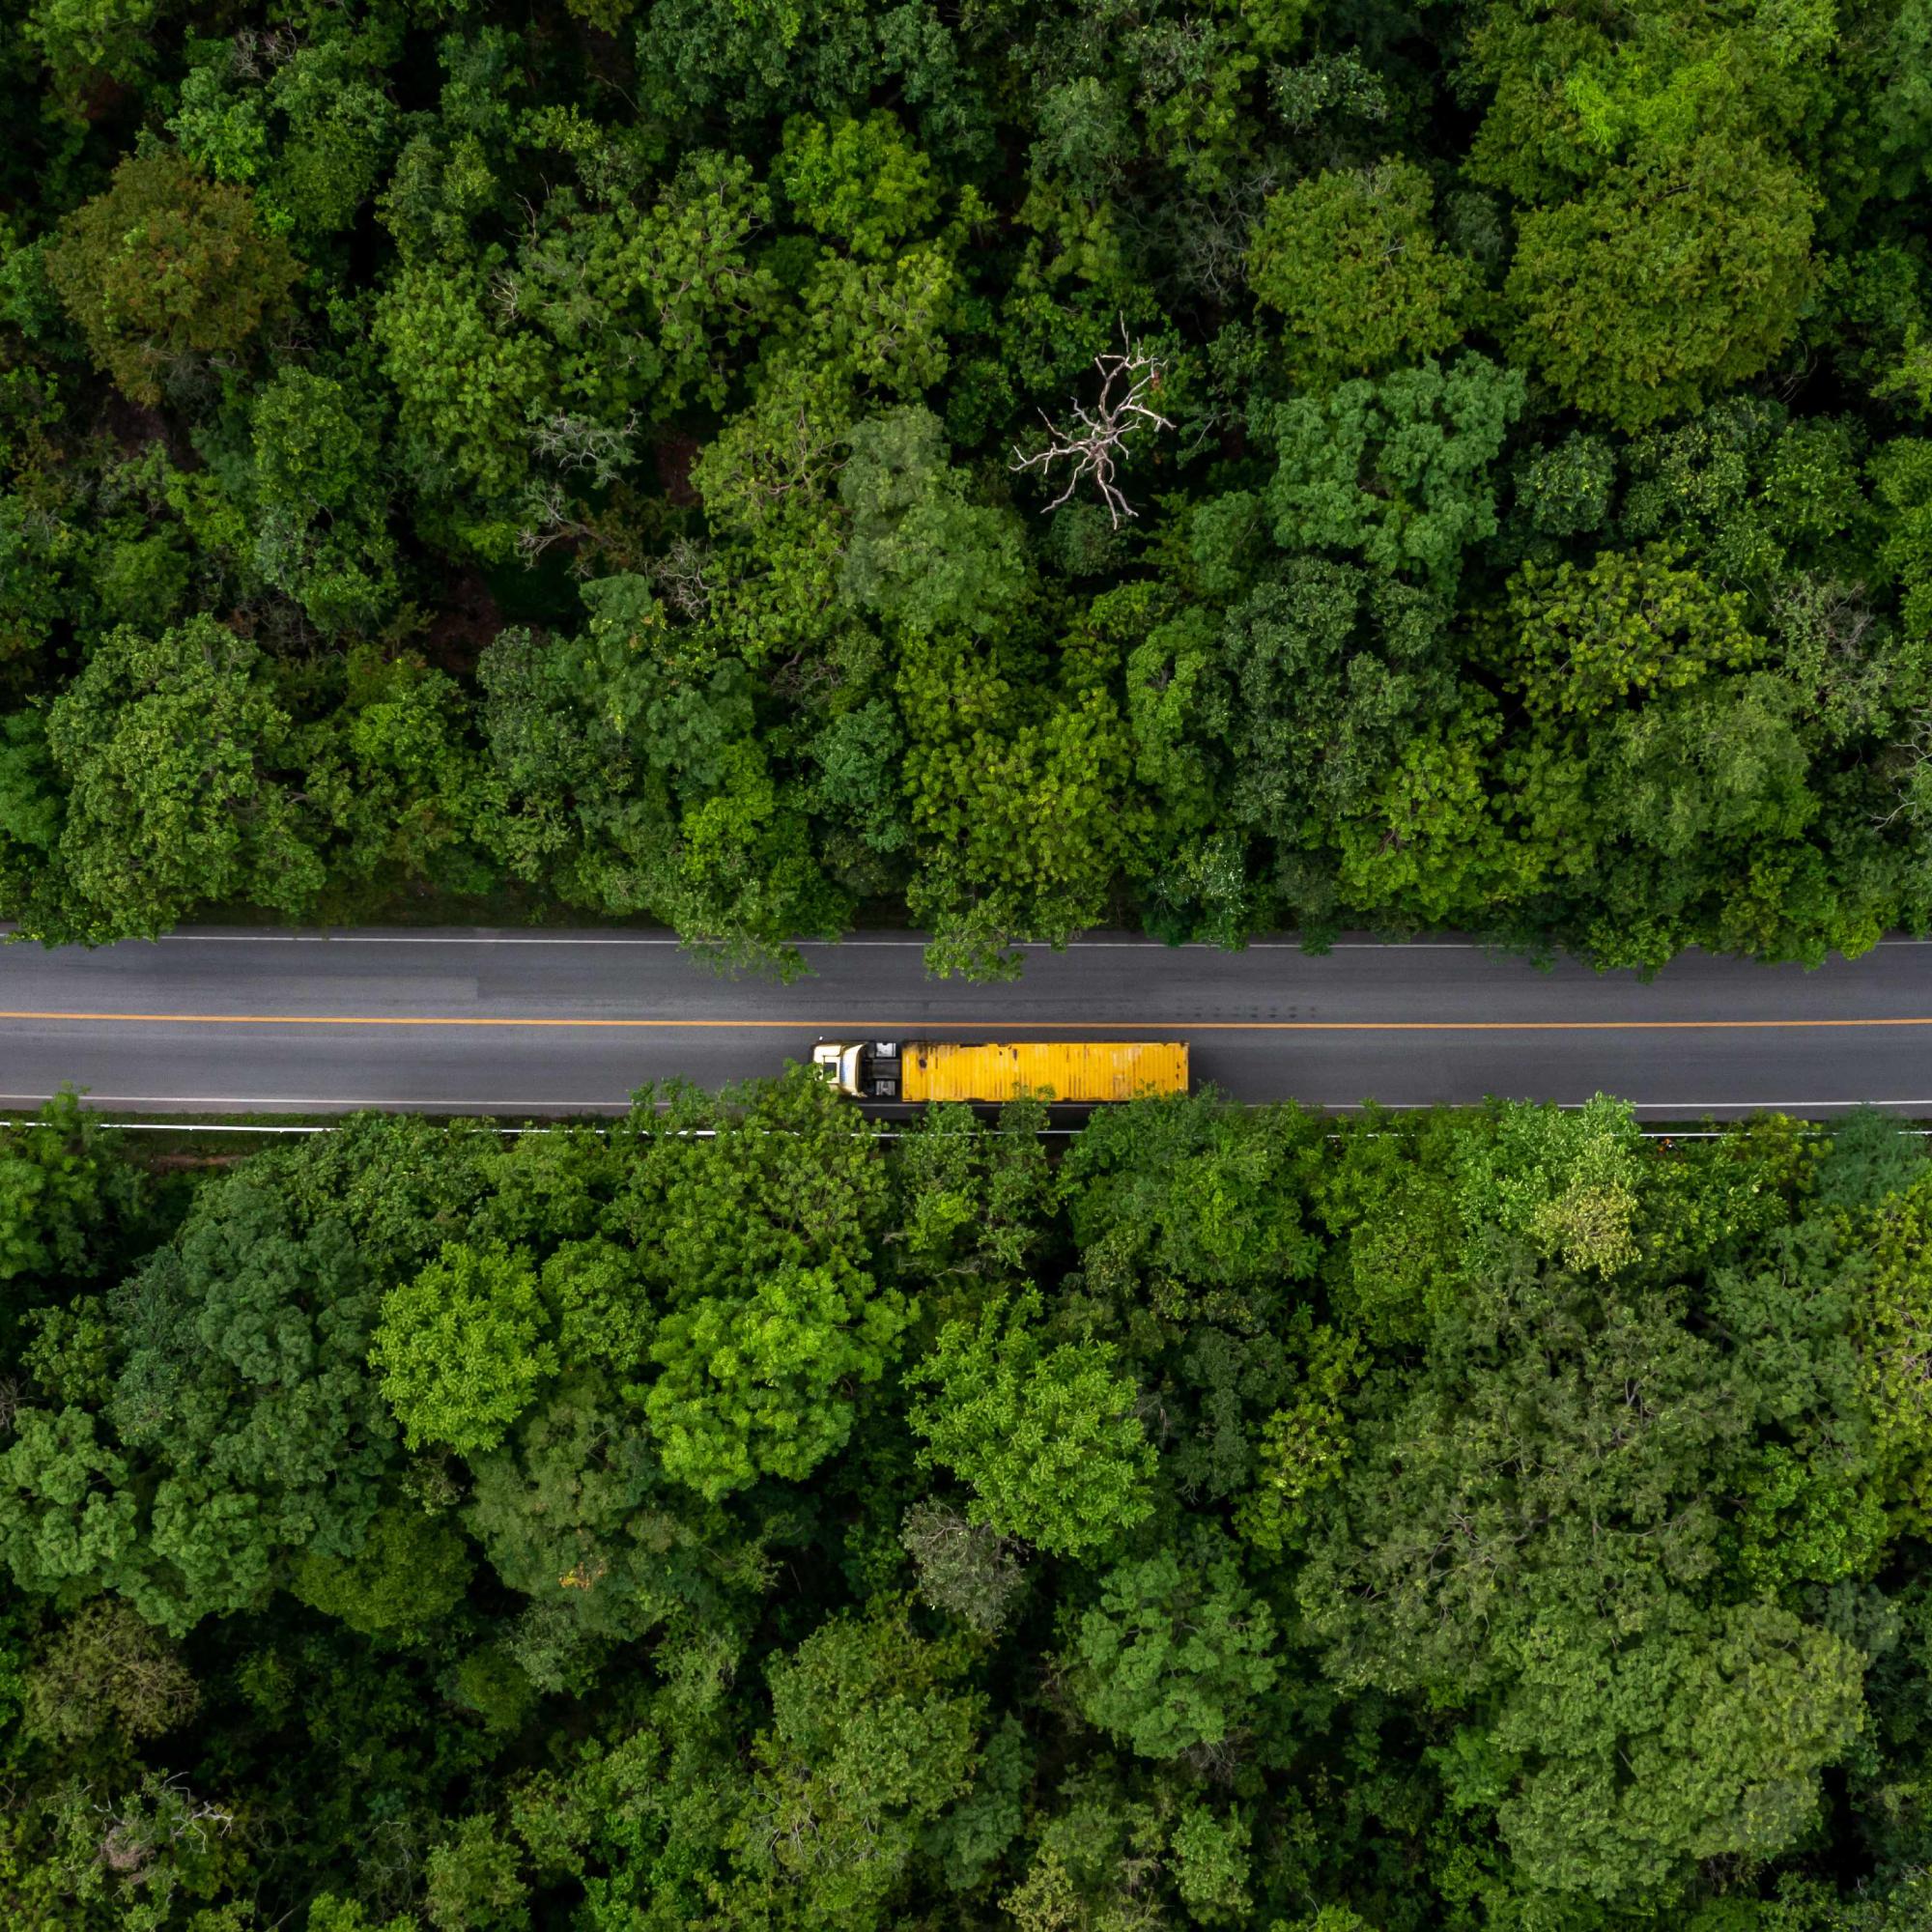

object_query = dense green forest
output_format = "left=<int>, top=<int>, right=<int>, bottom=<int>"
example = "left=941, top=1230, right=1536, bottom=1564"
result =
left=7, top=0, right=1932, bottom=968
left=4, top=1079, right=1932, bottom=1928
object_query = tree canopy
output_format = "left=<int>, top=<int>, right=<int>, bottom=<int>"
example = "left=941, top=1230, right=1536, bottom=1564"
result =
left=2, top=1082, right=1931, bottom=1926
left=0, top=0, right=1926, bottom=970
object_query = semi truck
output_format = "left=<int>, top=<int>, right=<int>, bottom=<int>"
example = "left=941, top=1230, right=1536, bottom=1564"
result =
left=810, top=1038, right=1189, bottom=1104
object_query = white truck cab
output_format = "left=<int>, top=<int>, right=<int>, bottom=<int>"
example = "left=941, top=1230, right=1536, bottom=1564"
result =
left=810, top=1040, right=899, bottom=1098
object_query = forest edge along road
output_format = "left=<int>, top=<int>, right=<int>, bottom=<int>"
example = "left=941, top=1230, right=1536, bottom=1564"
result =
left=0, top=927, right=1927, bottom=1118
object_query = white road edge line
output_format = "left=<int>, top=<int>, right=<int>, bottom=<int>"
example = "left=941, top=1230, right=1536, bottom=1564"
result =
left=106, top=932, right=1932, bottom=950
left=130, top=935, right=1486, bottom=950
left=4, top=1094, right=1929, bottom=1111
left=0, top=1095, right=634, bottom=1108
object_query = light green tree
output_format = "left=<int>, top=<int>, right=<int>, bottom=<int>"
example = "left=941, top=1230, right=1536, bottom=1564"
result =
left=1457, top=1095, right=1647, bottom=1278
left=908, top=1290, right=1154, bottom=1555
left=1504, top=546, right=1758, bottom=722
left=0, top=1092, right=143, bottom=1287
left=42, top=616, right=324, bottom=942
left=898, top=624, right=1140, bottom=978
left=1488, top=1604, right=1866, bottom=1903
left=424, top=1815, right=528, bottom=1932
left=619, top=1069, right=909, bottom=1500
left=645, top=1258, right=910, bottom=1501
left=0, top=1406, right=141, bottom=1605
left=372, top=266, right=546, bottom=551
left=1506, top=136, right=1818, bottom=431
left=778, top=110, right=940, bottom=259
left=1247, top=159, right=1473, bottom=382
left=371, top=1242, right=554, bottom=1455
left=248, top=367, right=399, bottom=635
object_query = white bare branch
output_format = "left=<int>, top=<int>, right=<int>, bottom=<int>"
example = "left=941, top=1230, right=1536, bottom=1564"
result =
left=1010, top=324, right=1174, bottom=528
left=1877, top=710, right=1932, bottom=831
left=514, top=480, right=592, bottom=566
left=526, top=408, right=639, bottom=488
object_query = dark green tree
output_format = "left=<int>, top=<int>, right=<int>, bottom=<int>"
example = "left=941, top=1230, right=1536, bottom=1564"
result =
left=46, top=154, right=298, bottom=405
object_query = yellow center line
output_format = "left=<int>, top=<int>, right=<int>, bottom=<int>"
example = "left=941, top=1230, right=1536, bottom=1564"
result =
left=0, top=1011, right=1929, bottom=1032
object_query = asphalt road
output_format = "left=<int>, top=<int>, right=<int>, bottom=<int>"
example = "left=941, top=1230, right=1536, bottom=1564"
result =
left=0, top=927, right=1929, bottom=1119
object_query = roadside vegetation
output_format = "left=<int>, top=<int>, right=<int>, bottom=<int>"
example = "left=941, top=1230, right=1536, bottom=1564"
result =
left=5, top=2, right=1932, bottom=970
left=4, top=1079, right=1932, bottom=1927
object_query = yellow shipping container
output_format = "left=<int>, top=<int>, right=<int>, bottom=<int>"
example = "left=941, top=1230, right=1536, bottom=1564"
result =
left=899, top=1039, right=1189, bottom=1105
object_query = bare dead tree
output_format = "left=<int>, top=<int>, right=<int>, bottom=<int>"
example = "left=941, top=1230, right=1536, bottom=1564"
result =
left=647, top=534, right=717, bottom=620
left=231, top=24, right=300, bottom=79
left=514, top=479, right=593, bottom=567
left=1877, top=710, right=1932, bottom=831
left=527, top=408, right=639, bottom=488
left=90, top=1774, right=236, bottom=1886
left=489, top=265, right=526, bottom=327
left=900, top=1501, right=1027, bottom=1634
left=1010, top=325, right=1174, bottom=527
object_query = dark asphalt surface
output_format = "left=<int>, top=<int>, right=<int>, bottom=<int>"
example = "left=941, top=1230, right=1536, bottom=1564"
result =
left=0, top=927, right=1929, bottom=1118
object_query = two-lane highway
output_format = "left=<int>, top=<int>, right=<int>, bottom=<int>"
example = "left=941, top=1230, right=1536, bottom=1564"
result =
left=0, top=927, right=1929, bottom=1118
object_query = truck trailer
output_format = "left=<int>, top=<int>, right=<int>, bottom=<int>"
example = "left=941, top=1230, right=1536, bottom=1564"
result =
left=811, top=1038, right=1189, bottom=1104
